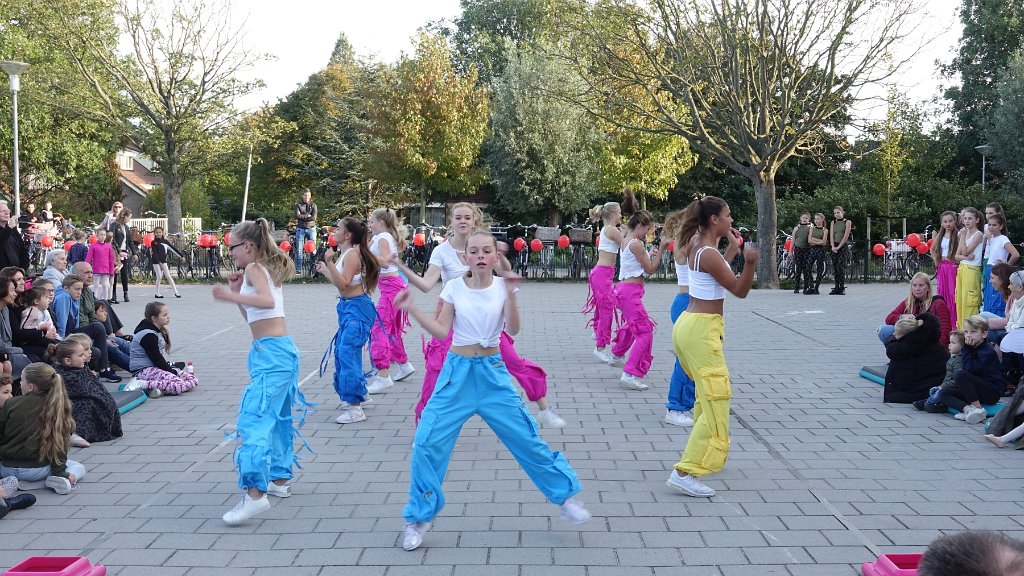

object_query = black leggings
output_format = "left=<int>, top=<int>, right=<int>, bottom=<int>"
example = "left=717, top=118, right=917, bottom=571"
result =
left=793, top=247, right=812, bottom=290
left=832, top=245, right=849, bottom=291
left=936, top=369, right=1003, bottom=412
left=810, top=246, right=827, bottom=289
left=118, top=256, right=130, bottom=296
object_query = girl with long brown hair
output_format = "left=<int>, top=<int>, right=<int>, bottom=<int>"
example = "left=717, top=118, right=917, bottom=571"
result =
left=931, top=211, right=960, bottom=328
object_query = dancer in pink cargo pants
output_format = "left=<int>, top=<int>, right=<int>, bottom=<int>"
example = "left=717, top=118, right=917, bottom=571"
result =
left=609, top=209, right=665, bottom=392
left=390, top=202, right=566, bottom=429
left=583, top=199, right=624, bottom=364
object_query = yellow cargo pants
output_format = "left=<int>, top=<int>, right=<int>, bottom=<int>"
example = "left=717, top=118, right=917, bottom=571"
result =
left=955, top=263, right=981, bottom=330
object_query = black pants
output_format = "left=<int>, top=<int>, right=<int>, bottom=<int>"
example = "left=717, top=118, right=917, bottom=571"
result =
left=831, top=245, right=849, bottom=292
left=73, top=322, right=110, bottom=371
left=810, top=246, right=827, bottom=289
left=118, top=256, right=131, bottom=297
left=793, top=247, right=812, bottom=291
left=937, top=369, right=1003, bottom=412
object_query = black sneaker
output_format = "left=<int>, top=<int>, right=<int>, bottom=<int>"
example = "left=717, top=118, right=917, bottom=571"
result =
left=912, top=400, right=926, bottom=411
left=924, top=402, right=947, bottom=414
left=6, top=493, right=35, bottom=511
left=99, top=370, right=122, bottom=383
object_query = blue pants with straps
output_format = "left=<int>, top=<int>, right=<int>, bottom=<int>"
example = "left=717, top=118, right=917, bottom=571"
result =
left=403, top=352, right=581, bottom=523
left=668, top=293, right=696, bottom=412
left=333, top=295, right=376, bottom=404
left=235, top=336, right=306, bottom=492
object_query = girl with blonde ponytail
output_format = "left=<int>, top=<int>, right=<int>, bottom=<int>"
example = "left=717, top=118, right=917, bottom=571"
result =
left=213, top=218, right=310, bottom=526
left=365, top=208, right=416, bottom=389
left=584, top=197, right=623, bottom=364
left=0, top=362, right=85, bottom=494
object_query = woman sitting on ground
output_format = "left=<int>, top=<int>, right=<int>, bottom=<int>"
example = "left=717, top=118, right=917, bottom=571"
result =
left=980, top=263, right=1016, bottom=344
left=883, top=313, right=949, bottom=403
left=128, top=301, right=197, bottom=397
left=50, top=339, right=122, bottom=445
left=878, top=272, right=952, bottom=347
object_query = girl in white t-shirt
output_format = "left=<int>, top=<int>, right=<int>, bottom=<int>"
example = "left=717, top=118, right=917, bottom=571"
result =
left=391, top=202, right=566, bottom=428
left=393, top=232, right=590, bottom=552
left=982, top=213, right=1020, bottom=316
left=363, top=208, right=416, bottom=393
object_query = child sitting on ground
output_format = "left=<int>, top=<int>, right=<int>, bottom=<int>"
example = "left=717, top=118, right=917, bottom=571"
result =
left=935, top=316, right=1005, bottom=424
left=915, top=331, right=965, bottom=412
left=127, top=302, right=198, bottom=397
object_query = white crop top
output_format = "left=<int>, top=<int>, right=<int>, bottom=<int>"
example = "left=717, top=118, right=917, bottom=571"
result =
left=371, top=232, right=399, bottom=274
left=439, top=276, right=516, bottom=348
left=962, top=231, right=984, bottom=266
left=598, top=228, right=619, bottom=254
left=675, top=261, right=689, bottom=287
left=428, top=241, right=469, bottom=285
left=618, top=239, right=646, bottom=281
left=940, top=236, right=951, bottom=259
left=987, top=235, right=1011, bottom=264
left=240, top=264, right=285, bottom=323
left=337, top=247, right=362, bottom=286
left=688, top=246, right=727, bottom=301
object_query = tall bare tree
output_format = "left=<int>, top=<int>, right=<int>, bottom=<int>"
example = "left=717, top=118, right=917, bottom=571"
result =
left=562, top=0, right=918, bottom=286
left=45, top=0, right=264, bottom=232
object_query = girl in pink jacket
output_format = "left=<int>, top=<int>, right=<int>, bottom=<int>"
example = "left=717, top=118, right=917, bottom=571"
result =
left=86, top=229, right=117, bottom=300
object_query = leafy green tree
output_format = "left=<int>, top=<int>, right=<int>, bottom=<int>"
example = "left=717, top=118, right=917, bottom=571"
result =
left=486, top=46, right=602, bottom=224
left=0, top=0, right=122, bottom=218
left=941, top=0, right=1024, bottom=181
left=361, top=33, right=490, bottom=224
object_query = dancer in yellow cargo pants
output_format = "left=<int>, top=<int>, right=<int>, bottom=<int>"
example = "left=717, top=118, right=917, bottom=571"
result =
left=663, top=196, right=757, bottom=499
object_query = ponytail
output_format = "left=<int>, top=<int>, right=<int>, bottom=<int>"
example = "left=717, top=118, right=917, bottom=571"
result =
left=371, top=207, right=408, bottom=252
left=590, top=202, right=622, bottom=224
left=22, top=362, right=74, bottom=464
left=621, top=187, right=637, bottom=219
left=676, top=196, right=728, bottom=248
left=340, top=217, right=380, bottom=294
left=230, top=218, right=295, bottom=285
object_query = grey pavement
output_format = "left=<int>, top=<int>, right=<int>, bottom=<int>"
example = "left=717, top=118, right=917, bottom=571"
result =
left=2, top=281, right=1021, bottom=575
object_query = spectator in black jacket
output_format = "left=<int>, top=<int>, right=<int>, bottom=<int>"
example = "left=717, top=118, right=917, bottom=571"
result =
left=884, top=312, right=949, bottom=403
left=107, top=210, right=135, bottom=304
left=935, top=315, right=1006, bottom=424
left=0, top=204, right=27, bottom=272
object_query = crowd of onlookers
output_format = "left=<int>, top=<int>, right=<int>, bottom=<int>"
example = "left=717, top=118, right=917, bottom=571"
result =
left=876, top=202, right=1024, bottom=452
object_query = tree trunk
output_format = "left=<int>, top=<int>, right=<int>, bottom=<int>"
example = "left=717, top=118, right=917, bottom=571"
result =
left=752, top=176, right=779, bottom=289
left=549, top=208, right=560, bottom=227
left=163, top=163, right=184, bottom=235
left=419, top=186, right=427, bottom=225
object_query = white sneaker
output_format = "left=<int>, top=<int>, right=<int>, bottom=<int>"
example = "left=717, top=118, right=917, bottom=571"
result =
left=666, top=470, right=715, bottom=497
left=266, top=482, right=292, bottom=498
left=609, top=355, right=625, bottom=367
left=122, top=377, right=146, bottom=391
left=536, top=407, right=567, bottom=428
left=665, top=410, right=694, bottom=427
left=366, top=375, right=395, bottom=394
left=953, top=411, right=967, bottom=421
left=222, top=493, right=272, bottom=525
left=402, top=521, right=431, bottom=551
left=336, top=406, right=367, bottom=424
left=558, top=497, right=592, bottom=524
left=340, top=395, right=373, bottom=409
left=964, top=406, right=988, bottom=424
left=45, top=475, right=72, bottom=495
left=620, top=373, right=649, bottom=391
left=392, top=362, right=417, bottom=382
left=592, top=348, right=612, bottom=364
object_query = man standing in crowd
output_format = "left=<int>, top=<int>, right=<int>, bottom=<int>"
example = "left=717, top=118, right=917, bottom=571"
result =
left=294, top=188, right=317, bottom=273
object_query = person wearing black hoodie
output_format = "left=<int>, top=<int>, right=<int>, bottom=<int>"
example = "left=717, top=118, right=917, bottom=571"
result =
left=935, top=315, right=1005, bottom=424
left=884, top=312, right=949, bottom=403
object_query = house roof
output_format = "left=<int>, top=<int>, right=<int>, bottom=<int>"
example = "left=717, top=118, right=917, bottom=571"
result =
left=120, top=171, right=153, bottom=197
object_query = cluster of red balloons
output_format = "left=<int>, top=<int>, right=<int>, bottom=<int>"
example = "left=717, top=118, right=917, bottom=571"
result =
left=873, top=235, right=935, bottom=257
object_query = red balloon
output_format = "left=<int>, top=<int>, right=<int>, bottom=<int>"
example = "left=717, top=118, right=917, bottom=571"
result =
left=530, top=238, right=543, bottom=253
left=737, top=235, right=744, bottom=246
left=927, top=238, right=934, bottom=248
left=328, top=234, right=338, bottom=247
left=88, top=234, right=97, bottom=244
left=594, top=235, right=599, bottom=246
left=223, top=232, right=230, bottom=246
left=916, top=243, right=929, bottom=254
left=413, top=233, right=425, bottom=247
left=63, top=240, right=75, bottom=251
left=873, top=243, right=885, bottom=256
left=143, top=233, right=154, bottom=248
left=784, top=238, right=793, bottom=251
left=513, top=238, right=526, bottom=252
left=666, top=240, right=675, bottom=252
left=279, top=240, right=291, bottom=252
left=40, top=236, right=54, bottom=248
left=304, top=240, right=316, bottom=253
left=906, top=233, right=921, bottom=247
left=557, top=235, right=570, bottom=249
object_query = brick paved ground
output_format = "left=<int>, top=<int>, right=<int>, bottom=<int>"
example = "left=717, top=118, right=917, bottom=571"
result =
left=2, top=281, right=1021, bottom=575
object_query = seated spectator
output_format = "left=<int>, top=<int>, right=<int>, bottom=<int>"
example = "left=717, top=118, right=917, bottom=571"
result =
left=996, top=271, right=1024, bottom=357
left=914, top=331, right=965, bottom=413
left=934, top=315, right=1005, bottom=424
left=50, top=340, right=122, bottom=444
left=0, top=278, right=30, bottom=382
left=128, top=302, right=197, bottom=397
left=0, top=362, right=85, bottom=494
left=883, top=313, right=949, bottom=403
left=40, top=249, right=68, bottom=286
left=65, top=333, right=102, bottom=374
left=2, top=268, right=55, bottom=362
left=67, top=230, right=88, bottom=266
left=918, top=530, right=1024, bottom=576
left=878, top=272, right=952, bottom=346
left=53, top=273, right=117, bottom=382
left=17, top=283, right=59, bottom=362
left=986, top=382, right=1024, bottom=449
left=70, top=263, right=129, bottom=379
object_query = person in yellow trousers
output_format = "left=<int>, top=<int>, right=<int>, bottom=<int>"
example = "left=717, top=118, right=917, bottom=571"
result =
left=955, top=207, right=985, bottom=330
left=665, top=196, right=758, bottom=498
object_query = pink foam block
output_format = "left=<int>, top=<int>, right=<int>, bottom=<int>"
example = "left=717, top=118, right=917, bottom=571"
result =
left=861, top=553, right=921, bottom=576
left=3, top=557, right=106, bottom=576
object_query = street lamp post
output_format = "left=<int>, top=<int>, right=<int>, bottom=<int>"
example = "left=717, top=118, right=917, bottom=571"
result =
left=0, top=61, right=29, bottom=218
left=976, top=144, right=993, bottom=195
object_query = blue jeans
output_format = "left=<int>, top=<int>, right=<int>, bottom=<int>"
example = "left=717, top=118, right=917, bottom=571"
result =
left=235, top=336, right=305, bottom=492
left=0, top=460, right=86, bottom=482
left=332, top=295, right=375, bottom=404
left=294, top=227, right=315, bottom=273
left=668, top=293, right=696, bottom=412
left=108, top=336, right=131, bottom=371
left=404, top=353, right=580, bottom=523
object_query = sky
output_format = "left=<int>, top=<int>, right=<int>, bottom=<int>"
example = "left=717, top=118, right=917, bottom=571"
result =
left=231, top=0, right=965, bottom=128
